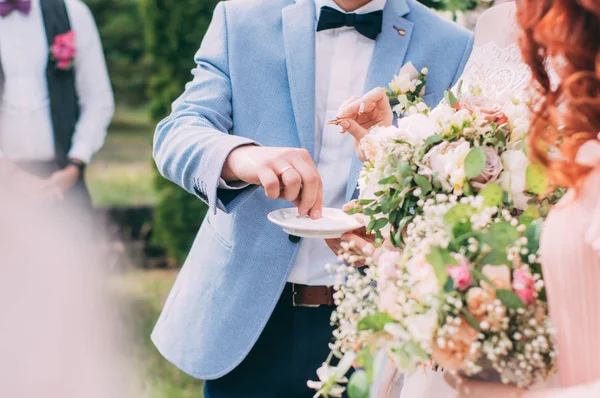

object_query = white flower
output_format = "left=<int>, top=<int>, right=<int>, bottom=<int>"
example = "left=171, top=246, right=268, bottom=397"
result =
left=429, top=103, right=455, bottom=126
left=396, top=113, right=439, bottom=145
left=499, top=149, right=531, bottom=210
left=360, top=125, right=400, bottom=161
left=390, top=62, right=420, bottom=93
left=308, top=352, right=356, bottom=397
left=423, top=140, right=472, bottom=194
left=405, top=255, right=440, bottom=300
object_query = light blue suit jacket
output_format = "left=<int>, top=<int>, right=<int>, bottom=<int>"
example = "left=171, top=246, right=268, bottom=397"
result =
left=152, top=0, right=473, bottom=380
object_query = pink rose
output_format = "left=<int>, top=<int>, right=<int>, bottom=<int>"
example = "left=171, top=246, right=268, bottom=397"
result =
left=471, top=147, right=504, bottom=190
left=460, top=96, right=508, bottom=125
left=512, top=269, right=536, bottom=306
left=447, top=257, right=473, bottom=291
left=378, top=249, right=402, bottom=281
left=51, top=31, right=76, bottom=70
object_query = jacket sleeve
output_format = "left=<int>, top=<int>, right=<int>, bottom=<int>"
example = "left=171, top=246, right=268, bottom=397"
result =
left=153, top=2, right=259, bottom=215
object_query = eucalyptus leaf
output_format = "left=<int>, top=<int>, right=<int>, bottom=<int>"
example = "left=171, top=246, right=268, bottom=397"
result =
left=444, top=203, right=475, bottom=226
left=478, top=182, right=504, bottom=208
left=526, top=163, right=549, bottom=195
left=404, top=341, right=429, bottom=360
left=460, top=309, right=482, bottom=331
left=426, top=246, right=457, bottom=285
left=398, top=162, right=412, bottom=176
left=379, top=175, right=397, bottom=185
left=357, top=349, right=375, bottom=383
left=372, top=218, right=388, bottom=231
left=525, top=219, right=542, bottom=255
left=414, top=175, right=433, bottom=194
left=357, top=312, right=395, bottom=331
left=347, top=370, right=370, bottom=398
left=425, top=134, right=443, bottom=146
left=519, top=205, right=541, bottom=227
left=496, top=289, right=525, bottom=309
left=483, top=222, right=519, bottom=249
left=481, top=248, right=509, bottom=265
left=444, top=90, right=459, bottom=107
left=465, top=147, right=487, bottom=179
left=356, top=199, right=375, bottom=206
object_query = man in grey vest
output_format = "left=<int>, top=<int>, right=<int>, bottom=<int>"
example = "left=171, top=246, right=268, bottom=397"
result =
left=0, top=0, right=113, bottom=205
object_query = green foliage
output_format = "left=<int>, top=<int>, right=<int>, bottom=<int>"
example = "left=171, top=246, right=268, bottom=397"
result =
left=418, top=0, right=483, bottom=11
left=347, top=370, right=370, bottom=398
left=141, top=0, right=219, bottom=264
left=84, top=0, right=152, bottom=105
left=357, top=312, right=395, bottom=332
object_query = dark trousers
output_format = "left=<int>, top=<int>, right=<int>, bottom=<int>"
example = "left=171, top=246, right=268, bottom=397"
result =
left=204, top=284, right=346, bottom=398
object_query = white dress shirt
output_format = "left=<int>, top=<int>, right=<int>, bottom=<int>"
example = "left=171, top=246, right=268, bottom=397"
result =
left=288, top=0, right=386, bottom=285
left=0, top=0, right=114, bottom=163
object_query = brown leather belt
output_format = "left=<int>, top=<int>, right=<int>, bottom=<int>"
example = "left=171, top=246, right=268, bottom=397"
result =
left=282, top=283, right=336, bottom=307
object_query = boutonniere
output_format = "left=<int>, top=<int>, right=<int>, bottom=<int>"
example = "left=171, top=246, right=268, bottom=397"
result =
left=387, top=61, right=429, bottom=117
left=50, top=31, right=76, bottom=71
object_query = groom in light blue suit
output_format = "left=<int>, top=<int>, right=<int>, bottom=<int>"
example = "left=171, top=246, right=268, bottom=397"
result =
left=152, top=0, right=473, bottom=396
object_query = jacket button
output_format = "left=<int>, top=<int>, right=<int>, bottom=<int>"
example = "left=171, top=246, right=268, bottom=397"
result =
left=289, top=235, right=301, bottom=243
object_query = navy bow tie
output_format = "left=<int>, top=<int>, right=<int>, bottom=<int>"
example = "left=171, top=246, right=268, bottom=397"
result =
left=316, top=6, right=383, bottom=40
left=0, top=0, right=31, bottom=17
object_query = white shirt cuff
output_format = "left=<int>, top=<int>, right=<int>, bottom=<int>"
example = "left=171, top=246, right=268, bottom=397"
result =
left=218, top=178, right=250, bottom=190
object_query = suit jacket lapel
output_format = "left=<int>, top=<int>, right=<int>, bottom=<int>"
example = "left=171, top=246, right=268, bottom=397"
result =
left=346, top=0, right=413, bottom=201
left=282, top=0, right=316, bottom=157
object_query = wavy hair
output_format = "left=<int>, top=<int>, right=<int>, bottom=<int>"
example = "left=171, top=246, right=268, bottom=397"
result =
left=517, top=0, right=600, bottom=189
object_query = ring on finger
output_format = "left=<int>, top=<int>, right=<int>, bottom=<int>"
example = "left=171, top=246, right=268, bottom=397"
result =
left=279, top=165, right=294, bottom=178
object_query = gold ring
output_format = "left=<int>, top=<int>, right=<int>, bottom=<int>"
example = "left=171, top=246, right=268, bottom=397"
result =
left=280, top=165, right=294, bottom=177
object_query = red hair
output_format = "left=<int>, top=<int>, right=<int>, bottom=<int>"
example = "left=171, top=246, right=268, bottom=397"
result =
left=517, top=0, right=600, bottom=189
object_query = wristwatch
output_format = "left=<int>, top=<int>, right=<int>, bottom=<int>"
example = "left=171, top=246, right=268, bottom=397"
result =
left=68, top=159, right=86, bottom=174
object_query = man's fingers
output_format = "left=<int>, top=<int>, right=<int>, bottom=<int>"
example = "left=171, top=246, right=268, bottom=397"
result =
left=309, top=179, right=323, bottom=219
left=278, top=164, right=302, bottom=202
left=290, top=157, right=321, bottom=216
left=258, top=168, right=281, bottom=199
left=340, top=119, right=370, bottom=143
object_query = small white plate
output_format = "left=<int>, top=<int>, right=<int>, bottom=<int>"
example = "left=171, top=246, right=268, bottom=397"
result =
left=268, top=207, right=362, bottom=239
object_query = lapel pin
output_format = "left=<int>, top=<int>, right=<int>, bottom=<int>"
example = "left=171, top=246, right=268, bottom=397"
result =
left=393, top=25, right=406, bottom=36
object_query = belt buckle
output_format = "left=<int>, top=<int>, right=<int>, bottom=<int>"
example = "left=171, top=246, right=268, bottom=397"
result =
left=292, top=283, right=321, bottom=308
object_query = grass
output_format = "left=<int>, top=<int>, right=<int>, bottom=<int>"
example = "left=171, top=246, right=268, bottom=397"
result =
left=88, top=107, right=157, bottom=207
left=112, top=269, right=205, bottom=398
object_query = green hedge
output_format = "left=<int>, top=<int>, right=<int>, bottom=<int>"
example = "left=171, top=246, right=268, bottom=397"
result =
left=84, top=0, right=152, bottom=105
left=141, top=0, right=219, bottom=265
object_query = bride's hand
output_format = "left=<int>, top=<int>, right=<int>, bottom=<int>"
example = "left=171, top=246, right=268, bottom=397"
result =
left=335, top=87, right=394, bottom=161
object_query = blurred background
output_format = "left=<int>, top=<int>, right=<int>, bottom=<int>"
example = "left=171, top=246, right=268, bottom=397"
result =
left=78, top=1, right=506, bottom=397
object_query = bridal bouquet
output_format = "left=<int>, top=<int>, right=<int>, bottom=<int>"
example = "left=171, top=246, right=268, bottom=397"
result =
left=353, top=83, right=560, bottom=249
left=310, top=82, right=563, bottom=397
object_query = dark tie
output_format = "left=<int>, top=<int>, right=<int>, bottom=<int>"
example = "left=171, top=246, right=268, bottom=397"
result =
left=0, top=0, right=31, bottom=17
left=316, top=6, right=383, bottom=40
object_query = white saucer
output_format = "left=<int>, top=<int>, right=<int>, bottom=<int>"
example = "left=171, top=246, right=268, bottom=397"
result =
left=268, top=207, right=362, bottom=239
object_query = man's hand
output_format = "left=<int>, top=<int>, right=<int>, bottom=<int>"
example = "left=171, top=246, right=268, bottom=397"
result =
left=335, top=88, right=394, bottom=162
left=46, top=164, right=81, bottom=194
left=222, top=146, right=323, bottom=219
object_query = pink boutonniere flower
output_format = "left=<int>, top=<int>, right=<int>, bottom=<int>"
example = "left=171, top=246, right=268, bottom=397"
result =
left=50, top=31, right=76, bottom=71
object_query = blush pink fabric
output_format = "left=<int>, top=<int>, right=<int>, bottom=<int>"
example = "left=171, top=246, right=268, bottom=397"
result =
left=540, top=140, right=600, bottom=389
